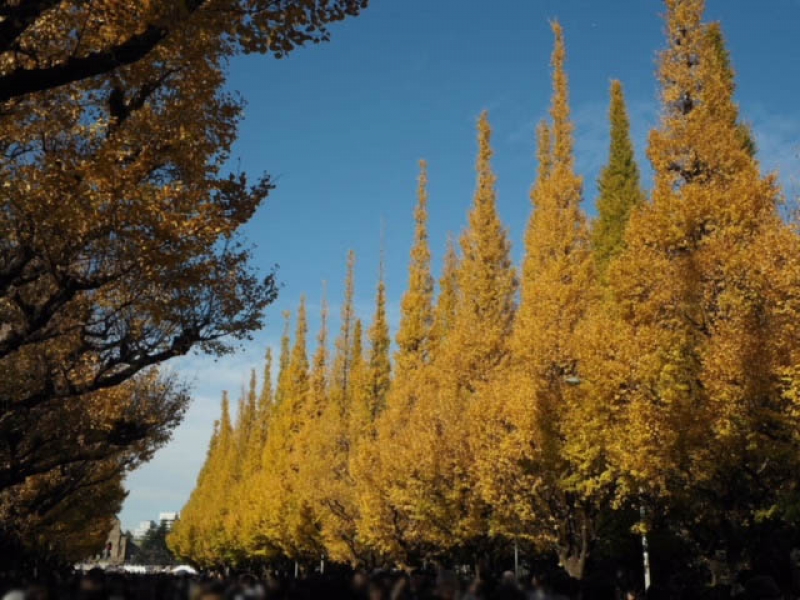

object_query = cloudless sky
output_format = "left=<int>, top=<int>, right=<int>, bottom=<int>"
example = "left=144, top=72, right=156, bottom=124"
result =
left=120, top=0, right=800, bottom=530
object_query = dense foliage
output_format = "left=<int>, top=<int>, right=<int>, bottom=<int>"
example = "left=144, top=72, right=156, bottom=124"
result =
left=170, top=0, right=800, bottom=593
left=136, top=523, right=179, bottom=567
left=0, top=0, right=367, bottom=565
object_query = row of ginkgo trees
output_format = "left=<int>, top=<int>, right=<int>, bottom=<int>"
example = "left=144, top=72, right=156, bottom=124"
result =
left=170, top=0, right=800, bottom=584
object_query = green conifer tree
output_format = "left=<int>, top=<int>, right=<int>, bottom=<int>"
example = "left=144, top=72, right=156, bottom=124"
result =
left=592, top=80, right=645, bottom=278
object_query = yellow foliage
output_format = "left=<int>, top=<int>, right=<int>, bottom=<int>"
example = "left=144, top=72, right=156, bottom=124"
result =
left=174, top=2, right=800, bottom=578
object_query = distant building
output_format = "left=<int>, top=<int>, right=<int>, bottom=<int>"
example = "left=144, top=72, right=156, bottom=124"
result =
left=101, top=518, right=133, bottom=564
left=133, top=520, right=156, bottom=542
left=158, top=512, right=179, bottom=531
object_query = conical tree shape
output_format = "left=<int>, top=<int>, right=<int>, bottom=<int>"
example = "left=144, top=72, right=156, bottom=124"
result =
left=307, top=256, right=371, bottom=565
left=430, top=235, right=460, bottom=353
left=404, top=111, right=516, bottom=550
left=287, top=299, right=310, bottom=401
left=255, top=299, right=316, bottom=559
left=366, top=258, right=391, bottom=421
left=291, top=291, right=332, bottom=560
left=349, top=320, right=373, bottom=443
left=238, top=351, right=279, bottom=560
left=248, top=369, right=258, bottom=417
left=580, top=0, right=800, bottom=571
left=218, top=391, right=233, bottom=445
left=281, top=298, right=321, bottom=557
left=395, top=160, right=435, bottom=377
left=453, top=112, right=517, bottom=376
left=314, top=318, right=370, bottom=565
left=193, top=392, right=235, bottom=566
left=705, top=22, right=756, bottom=157
left=346, top=269, right=391, bottom=565
left=332, top=250, right=357, bottom=402
left=475, top=22, right=598, bottom=579
left=357, top=162, right=437, bottom=562
left=309, top=291, right=330, bottom=418
left=351, top=319, right=365, bottom=382
left=259, top=348, right=274, bottom=411
left=275, top=312, right=292, bottom=407
left=186, top=397, right=230, bottom=567
left=221, top=381, right=263, bottom=564
left=255, top=348, right=274, bottom=445
left=169, top=408, right=224, bottom=565
left=235, top=370, right=259, bottom=459
left=592, top=80, right=645, bottom=279
left=211, top=392, right=238, bottom=562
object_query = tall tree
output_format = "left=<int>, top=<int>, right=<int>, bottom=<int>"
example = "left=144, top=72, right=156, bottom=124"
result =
left=475, top=22, right=598, bottom=579
left=366, top=256, right=391, bottom=422
left=186, top=391, right=234, bottom=567
left=237, top=352, right=279, bottom=560
left=256, top=348, right=274, bottom=442
left=306, top=257, right=371, bottom=565
left=406, top=112, right=517, bottom=551
left=395, top=160, right=435, bottom=377
left=0, top=0, right=368, bottom=559
left=169, top=406, right=222, bottom=564
left=275, top=312, right=293, bottom=407
left=430, top=236, right=461, bottom=353
left=592, top=80, right=646, bottom=279
left=292, top=289, right=331, bottom=560
left=580, top=0, right=800, bottom=577
left=705, top=22, right=757, bottom=157
left=253, top=300, right=316, bottom=559
left=358, top=162, right=436, bottom=562
left=332, top=251, right=358, bottom=401
left=0, top=0, right=369, bottom=104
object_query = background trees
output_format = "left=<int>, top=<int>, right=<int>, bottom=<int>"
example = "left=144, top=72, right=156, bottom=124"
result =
left=591, top=0, right=800, bottom=578
left=474, top=22, right=597, bottom=580
left=171, top=0, right=800, bottom=594
left=1, top=0, right=368, bottom=566
left=136, top=523, right=178, bottom=566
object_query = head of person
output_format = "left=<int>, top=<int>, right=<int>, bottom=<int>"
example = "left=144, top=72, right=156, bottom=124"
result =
left=500, top=571, right=517, bottom=587
left=196, top=581, right=226, bottom=600
left=24, top=584, right=50, bottom=600
left=78, top=568, right=106, bottom=600
left=466, top=577, right=488, bottom=598
left=368, top=579, right=388, bottom=600
left=434, top=570, right=459, bottom=600
left=409, top=569, right=428, bottom=594
left=352, top=570, right=370, bottom=594
left=744, top=575, right=783, bottom=600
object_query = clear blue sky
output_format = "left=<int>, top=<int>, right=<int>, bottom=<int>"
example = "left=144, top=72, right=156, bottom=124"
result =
left=120, top=0, right=800, bottom=530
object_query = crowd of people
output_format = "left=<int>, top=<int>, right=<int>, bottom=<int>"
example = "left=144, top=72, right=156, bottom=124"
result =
left=0, top=566, right=791, bottom=600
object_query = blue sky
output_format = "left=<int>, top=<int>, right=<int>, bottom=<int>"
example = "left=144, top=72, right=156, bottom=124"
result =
left=119, top=0, right=800, bottom=530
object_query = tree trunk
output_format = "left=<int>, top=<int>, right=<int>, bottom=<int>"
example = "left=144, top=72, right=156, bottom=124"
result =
left=556, top=508, right=594, bottom=580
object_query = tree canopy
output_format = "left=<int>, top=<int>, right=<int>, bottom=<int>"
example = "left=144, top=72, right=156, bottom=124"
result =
left=0, top=0, right=368, bottom=565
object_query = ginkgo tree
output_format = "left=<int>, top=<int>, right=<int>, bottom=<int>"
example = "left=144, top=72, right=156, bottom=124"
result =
left=172, top=1, right=800, bottom=590
left=578, top=0, right=800, bottom=576
left=474, top=22, right=600, bottom=580
left=0, top=0, right=368, bottom=564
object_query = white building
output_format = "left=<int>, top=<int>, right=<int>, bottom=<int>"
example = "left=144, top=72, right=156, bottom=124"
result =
left=133, top=520, right=156, bottom=542
left=158, top=512, right=179, bottom=531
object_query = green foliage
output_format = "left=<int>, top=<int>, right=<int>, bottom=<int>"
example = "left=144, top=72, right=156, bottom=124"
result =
left=592, top=80, right=645, bottom=279
left=137, top=523, right=178, bottom=566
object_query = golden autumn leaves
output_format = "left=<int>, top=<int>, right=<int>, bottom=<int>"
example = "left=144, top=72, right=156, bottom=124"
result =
left=172, top=0, right=800, bottom=580
left=1, top=0, right=369, bottom=567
